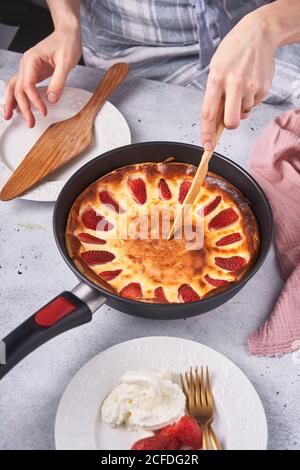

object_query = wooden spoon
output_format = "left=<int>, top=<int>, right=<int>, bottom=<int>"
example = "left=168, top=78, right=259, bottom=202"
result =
left=0, top=62, right=130, bottom=201
left=167, top=116, right=224, bottom=240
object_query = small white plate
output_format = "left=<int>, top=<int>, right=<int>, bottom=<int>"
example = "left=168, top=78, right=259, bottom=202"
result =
left=55, top=337, right=268, bottom=450
left=0, top=86, right=131, bottom=202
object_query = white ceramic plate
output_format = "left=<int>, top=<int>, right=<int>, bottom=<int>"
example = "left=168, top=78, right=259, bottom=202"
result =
left=0, top=86, right=131, bottom=202
left=55, top=336, right=268, bottom=450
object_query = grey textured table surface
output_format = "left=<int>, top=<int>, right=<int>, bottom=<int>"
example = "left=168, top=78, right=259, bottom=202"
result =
left=0, top=50, right=299, bottom=450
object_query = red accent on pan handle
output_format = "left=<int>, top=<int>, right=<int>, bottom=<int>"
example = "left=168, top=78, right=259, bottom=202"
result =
left=35, top=296, right=77, bottom=327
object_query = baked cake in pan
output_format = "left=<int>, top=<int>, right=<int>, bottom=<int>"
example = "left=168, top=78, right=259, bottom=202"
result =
left=66, top=162, right=260, bottom=303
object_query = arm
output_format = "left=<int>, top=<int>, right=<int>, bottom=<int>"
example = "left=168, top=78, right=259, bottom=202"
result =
left=269, top=0, right=300, bottom=46
left=46, top=0, right=81, bottom=30
left=201, top=0, right=300, bottom=151
left=4, top=0, right=82, bottom=128
left=44, top=0, right=81, bottom=102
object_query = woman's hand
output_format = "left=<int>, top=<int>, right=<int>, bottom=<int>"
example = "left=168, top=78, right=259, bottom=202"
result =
left=201, top=9, right=277, bottom=151
left=4, top=26, right=82, bottom=128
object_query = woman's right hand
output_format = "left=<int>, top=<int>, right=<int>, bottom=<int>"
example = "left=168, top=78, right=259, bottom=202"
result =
left=4, top=26, right=82, bottom=128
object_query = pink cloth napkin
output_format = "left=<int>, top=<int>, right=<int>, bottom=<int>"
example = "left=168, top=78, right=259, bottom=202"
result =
left=247, top=108, right=300, bottom=356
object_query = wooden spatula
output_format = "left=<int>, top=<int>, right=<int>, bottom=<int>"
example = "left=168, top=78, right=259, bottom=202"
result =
left=0, top=62, right=130, bottom=201
left=167, top=116, right=224, bottom=240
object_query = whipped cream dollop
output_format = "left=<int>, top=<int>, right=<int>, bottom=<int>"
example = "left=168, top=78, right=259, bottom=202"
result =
left=101, top=370, right=186, bottom=430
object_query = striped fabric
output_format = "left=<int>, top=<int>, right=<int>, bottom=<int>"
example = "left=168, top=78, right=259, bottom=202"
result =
left=80, top=0, right=202, bottom=89
left=80, top=0, right=300, bottom=104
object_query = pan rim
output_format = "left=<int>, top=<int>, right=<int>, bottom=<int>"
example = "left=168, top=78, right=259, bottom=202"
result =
left=53, top=140, right=273, bottom=309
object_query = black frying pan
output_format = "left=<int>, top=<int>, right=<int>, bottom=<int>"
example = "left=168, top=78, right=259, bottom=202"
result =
left=0, top=142, right=273, bottom=379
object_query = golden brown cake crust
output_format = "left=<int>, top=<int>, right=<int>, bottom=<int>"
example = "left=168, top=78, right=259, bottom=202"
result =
left=66, top=162, right=260, bottom=303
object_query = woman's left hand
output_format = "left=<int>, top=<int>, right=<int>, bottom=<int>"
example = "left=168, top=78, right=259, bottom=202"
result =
left=201, top=9, right=277, bottom=151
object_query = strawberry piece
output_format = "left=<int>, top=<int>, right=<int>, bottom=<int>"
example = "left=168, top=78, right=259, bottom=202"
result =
left=99, top=269, right=122, bottom=281
left=119, top=282, right=143, bottom=299
left=77, top=233, right=106, bottom=245
left=208, top=207, right=239, bottom=231
left=157, top=416, right=202, bottom=450
left=99, top=190, right=125, bottom=213
left=215, top=256, right=246, bottom=271
left=157, top=424, right=181, bottom=450
left=178, top=180, right=192, bottom=204
left=173, top=416, right=202, bottom=450
left=205, top=274, right=229, bottom=287
left=81, top=250, right=115, bottom=266
left=81, top=208, right=113, bottom=231
left=165, top=437, right=181, bottom=450
left=128, top=178, right=147, bottom=204
left=216, top=232, right=242, bottom=246
left=204, top=195, right=222, bottom=216
left=81, top=208, right=102, bottom=230
left=178, top=284, right=201, bottom=303
left=131, top=435, right=168, bottom=450
left=158, top=178, right=172, bottom=200
left=154, top=287, right=169, bottom=303
left=157, top=423, right=176, bottom=439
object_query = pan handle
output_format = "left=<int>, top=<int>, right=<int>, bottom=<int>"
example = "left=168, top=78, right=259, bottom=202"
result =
left=0, top=284, right=106, bottom=380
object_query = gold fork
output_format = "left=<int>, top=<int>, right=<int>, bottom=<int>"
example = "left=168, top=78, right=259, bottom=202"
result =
left=180, top=366, right=222, bottom=450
